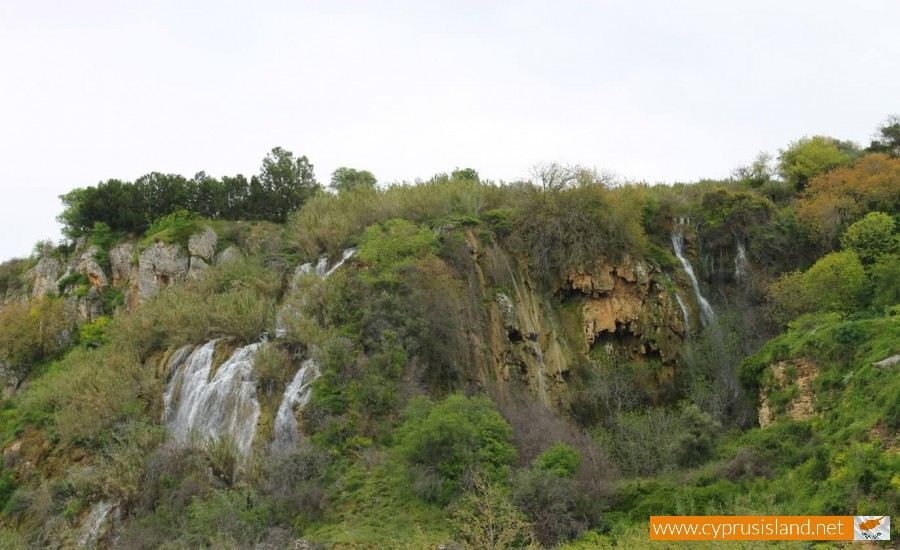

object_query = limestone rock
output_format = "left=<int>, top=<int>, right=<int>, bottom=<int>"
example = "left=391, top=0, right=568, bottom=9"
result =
left=75, top=246, right=108, bottom=289
left=188, top=226, right=217, bottom=261
left=188, top=256, right=209, bottom=280
left=216, top=245, right=241, bottom=265
left=76, top=286, right=104, bottom=322
left=109, top=243, right=135, bottom=286
left=25, top=255, right=63, bottom=298
left=873, top=354, right=900, bottom=369
left=495, top=293, right=521, bottom=341
left=758, top=358, right=818, bottom=428
left=138, top=242, right=189, bottom=301
left=567, top=257, right=683, bottom=363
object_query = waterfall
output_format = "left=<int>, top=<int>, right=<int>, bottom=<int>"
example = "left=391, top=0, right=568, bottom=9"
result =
left=164, top=341, right=261, bottom=457
left=272, top=358, right=320, bottom=452
left=675, top=292, right=691, bottom=336
left=734, top=237, right=749, bottom=282
left=76, top=501, right=114, bottom=549
left=671, top=229, right=716, bottom=326
left=325, top=247, right=357, bottom=277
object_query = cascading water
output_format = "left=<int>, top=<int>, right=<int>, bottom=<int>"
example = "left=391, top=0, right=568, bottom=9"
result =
left=734, top=236, right=749, bottom=282
left=675, top=292, right=691, bottom=336
left=76, top=501, right=114, bottom=549
left=272, top=358, right=320, bottom=452
left=164, top=341, right=261, bottom=457
left=271, top=249, right=355, bottom=449
left=671, top=225, right=716, bottom=326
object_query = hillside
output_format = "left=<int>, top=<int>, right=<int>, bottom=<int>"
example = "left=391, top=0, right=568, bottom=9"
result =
left=0, top=129, right=897, bottom=549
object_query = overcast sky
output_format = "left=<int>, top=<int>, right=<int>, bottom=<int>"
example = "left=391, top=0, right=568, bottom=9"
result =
left=1, top=1, right=897, bottom=262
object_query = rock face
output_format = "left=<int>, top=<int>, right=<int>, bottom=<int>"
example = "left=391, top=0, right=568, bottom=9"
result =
left=495, top=293, right=521, bottom=341
left=138, top=242, right=189, bottom=301
left=72, top=246, right=108, bottom=289
left=25, top=255, right=63, bottom=298
left=188, top=257, right=209, bottom=280
left=758, top=358, right=818, bottom=428
left=109, top=242, right=140, bottom=309
left=188, top=226, right=217, bottom=261
left=216, top=245, right=241, bottom=265
left=565, top=256, right=685, bottom=364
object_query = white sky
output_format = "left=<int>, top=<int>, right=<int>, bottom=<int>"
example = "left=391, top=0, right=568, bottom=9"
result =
left=1, top=1, right=898, bottom=262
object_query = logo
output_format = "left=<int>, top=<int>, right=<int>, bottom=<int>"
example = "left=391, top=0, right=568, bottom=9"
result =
left=854, top=516, right=890, bottom=541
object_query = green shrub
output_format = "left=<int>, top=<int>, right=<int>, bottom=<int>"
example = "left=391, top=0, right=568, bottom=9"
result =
left=534, top=443, right=581, bottom=479
left=397, top=395, right=516, bottom=502
left=839, top=211, right=897, bottom=264
left=357, top=219, right=438, bottom=285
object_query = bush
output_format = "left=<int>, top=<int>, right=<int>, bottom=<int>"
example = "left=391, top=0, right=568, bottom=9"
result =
left=453, top=472, right=534, bottom=550
left=511, top=468, right=589, bottom=546
left=397, top=395, right=516, bottom=502
left=840, top=211, right=897, bottom=264
left=0, top=297, right=71, bottom=378
left=534, top=443, right=581, bottom=479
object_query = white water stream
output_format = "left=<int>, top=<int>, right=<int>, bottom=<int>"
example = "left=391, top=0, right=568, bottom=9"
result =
left=164, top=341, right=261, bottom=457
left=671, top=228, right=716, bottom=326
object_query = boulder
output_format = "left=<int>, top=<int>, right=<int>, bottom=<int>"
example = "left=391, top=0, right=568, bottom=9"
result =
left=25, top=255, right=63, bottom=298
left=188, top=257, right=209, bottom=280
left=495, top=293, right=521, bottom=341
left=216, top=245, right=241, bottom=265
left=138, top=242, right=189, bottom=301
left=188, top=226, right=217, bottom=261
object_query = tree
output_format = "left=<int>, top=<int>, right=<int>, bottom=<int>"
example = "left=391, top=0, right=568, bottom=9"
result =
left=259, top=147, right=319, bottom=222
left=453, top=472, right=535, bottom=550
left=797, top=154, right=900, bottom=249
left=451, top=167, right=480, bottom=182
left=397, top=395, right=516, bottom=498
left=840, top=211, right=897, bottom=264
left=329, top=166, right=377, bottom=193
left=778, top=136, right=852, bottom=190
left=867, top=114, right=900, bottom=157
left=533, top=443, right=581, bottom=479
left=733, top=151, right=774, bottom=188
left=803, top=250, right=867, bottom=313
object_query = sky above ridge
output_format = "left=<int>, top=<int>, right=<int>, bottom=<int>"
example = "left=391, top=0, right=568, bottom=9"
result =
left=1, top=0, right=898, bottom=261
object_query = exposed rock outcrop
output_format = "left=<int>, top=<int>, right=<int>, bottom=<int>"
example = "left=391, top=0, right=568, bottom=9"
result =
left=188, top=257, right=209, bottom=280
left=495, top=293, right=521, bottom=341
left=138, top=242, right=189, bottom=301
left=188, top=226, right=217, bottom=261
left=873, top=354, right=900, bottom=369
left=758, top=357, right=818, bottom=428
left=72, top=246, right=108, bottom=289
left=565, top=256, right=685, bottom=364
left=216, top=245, right=241, bottom=265
left=109, top=242, right=140, bottom=309
left=25, top=255, right=63, bottom=298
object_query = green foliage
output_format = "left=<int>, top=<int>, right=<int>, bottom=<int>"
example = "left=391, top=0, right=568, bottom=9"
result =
left=871, top=253, right=900, bottom=310
left=803, top=250, right=866, bottom=313
left=512, top=183, right=647, bottom=285
left=453, top=472, right=535, bottom=550
left=77, top=316, right=110, bottom=348
left=143, top=209, right=199, bottom=247
left=778, top=135, right=852, bottom=190
left=0, top=258, right=29, bottom=298
left=839, top=211, right=897, bottom=264
left=866, top=114, right=900, bottom=156
left=534, top=443, right=581, bottom=479
left=357, top=219, right=438, bottom=285
left=57, top=148, right=319, bottom=237
left=330, top=166, right=377, bottom=193
left=397, top=395, right=516, bottom=502
left=56, top=272, right=89, bottom=294
left=0, top=297, right=71, bottom=378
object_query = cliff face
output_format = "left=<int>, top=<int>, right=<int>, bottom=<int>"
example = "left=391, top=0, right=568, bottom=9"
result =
left=758, top=357, right=819, bottom=427
left=461, top=229, right=689, bottom=412
left=565, top=256, right=686, bottom=364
